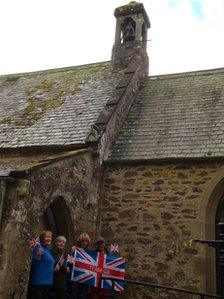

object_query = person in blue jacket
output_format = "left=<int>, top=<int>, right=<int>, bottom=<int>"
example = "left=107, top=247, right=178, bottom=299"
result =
left=28, top=230, right=55, bottom=299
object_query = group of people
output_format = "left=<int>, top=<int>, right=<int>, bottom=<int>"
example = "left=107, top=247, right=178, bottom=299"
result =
left=27, top=230, right=111, bottom=299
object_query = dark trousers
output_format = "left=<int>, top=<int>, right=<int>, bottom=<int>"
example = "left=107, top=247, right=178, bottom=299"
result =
left=67, top=281, right=89, bottom=299
left=77, top=283, right=89, bottom=299
left=27, top=284, right=51, bottom=299
left=67, top=281, right=77, bottom=299
left=50, top=291, right=69, bottom=299
left=89, top=286, right=110, bottom=299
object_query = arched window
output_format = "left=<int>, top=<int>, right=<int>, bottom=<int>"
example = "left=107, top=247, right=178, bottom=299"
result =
left=121, top=17, right=136, bottom=43
left=197, top=172, right=224, bottom=295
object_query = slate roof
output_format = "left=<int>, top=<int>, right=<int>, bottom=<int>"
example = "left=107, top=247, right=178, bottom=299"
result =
left=0, top=62, right=120, bottom=149
left=110, top=67, right=224, bottom=161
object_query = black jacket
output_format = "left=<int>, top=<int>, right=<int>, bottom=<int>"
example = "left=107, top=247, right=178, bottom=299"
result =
left=52, top=248, right=68, bottom=293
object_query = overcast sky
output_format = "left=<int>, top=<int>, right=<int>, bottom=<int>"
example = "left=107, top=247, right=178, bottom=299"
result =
left=0, top=0, right=224, bottom=76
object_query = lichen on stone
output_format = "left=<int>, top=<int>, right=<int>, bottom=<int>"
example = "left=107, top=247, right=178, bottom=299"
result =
left=3, top=76, right=19, bottom=84
left=116, top=1, right=141, bottom=13
left=39, top=79, right=54, bottom=92
left=0, top=116, right=12, bottom=125
left=16, top=95, right=66, bottom=127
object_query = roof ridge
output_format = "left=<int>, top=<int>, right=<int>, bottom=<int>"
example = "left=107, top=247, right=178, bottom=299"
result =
left=148, top=66, right=224, bottom=81
left=0, top=61, right=110, bottom=79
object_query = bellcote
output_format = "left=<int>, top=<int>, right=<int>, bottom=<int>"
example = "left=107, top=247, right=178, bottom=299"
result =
left=112, top=2, right=150, bottom=75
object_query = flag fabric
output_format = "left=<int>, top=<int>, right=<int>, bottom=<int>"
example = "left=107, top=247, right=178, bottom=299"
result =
left=109, top=244, right=119, bottom=254
left=67, top=254, right=76, bottom=266
left=71, top=248, right=126, bottom=292
left=29, top=237, right=41, bottom=248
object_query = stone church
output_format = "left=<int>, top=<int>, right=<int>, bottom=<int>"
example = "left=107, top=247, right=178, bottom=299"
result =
left=0, top=1, right=224, bottom=298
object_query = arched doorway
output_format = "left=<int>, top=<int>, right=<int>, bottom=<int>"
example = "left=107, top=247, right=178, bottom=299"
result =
left=27, top=197, right=74, bottom=297
left=36, top=196, right=74, bottom=245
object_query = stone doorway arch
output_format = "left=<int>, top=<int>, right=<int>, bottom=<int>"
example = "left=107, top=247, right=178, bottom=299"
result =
left=37, top=196, right=75, bottom=246
left=25, top=198, right=75, bottom=298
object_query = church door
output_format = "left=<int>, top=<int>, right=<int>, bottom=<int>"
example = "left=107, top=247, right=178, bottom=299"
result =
left=216, top=197, right=224, bottom=297
left=36, top=197, right=74, bottom=244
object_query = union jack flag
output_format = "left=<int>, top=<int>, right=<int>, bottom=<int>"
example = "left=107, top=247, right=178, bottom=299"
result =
left=71, top=248, right=126, bottom=292
left=29, top=237, right=41, bottom=248
left=67, top=254, right=76, bottom=265
left=110, top=244, right=119, bottom=254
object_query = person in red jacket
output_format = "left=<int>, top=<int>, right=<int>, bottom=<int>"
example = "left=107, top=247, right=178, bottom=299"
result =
left=89, top=237, right=111, bottom=299
left=68, top=233, right=91, bottom=299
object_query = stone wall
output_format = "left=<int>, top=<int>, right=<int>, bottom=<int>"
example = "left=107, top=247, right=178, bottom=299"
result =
left=100, top=162, right=222, bottom=299
left=112, top=40, right=149, bottom=75
left=0, top=150, right=100, bottom=298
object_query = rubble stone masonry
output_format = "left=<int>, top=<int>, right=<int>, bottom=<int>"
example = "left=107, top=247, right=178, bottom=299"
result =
left=0, top=150, right=100, bottom=298
left=101, top=162, right=222, bottom=299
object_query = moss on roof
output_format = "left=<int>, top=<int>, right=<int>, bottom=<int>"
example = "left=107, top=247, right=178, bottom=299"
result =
left=0, top=61, right=123, bottom=148
left=0, top=62, right=113, bottom=127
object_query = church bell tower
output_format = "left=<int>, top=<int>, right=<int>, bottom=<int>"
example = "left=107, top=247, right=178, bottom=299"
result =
left=112, top=1, right=150, bottom=75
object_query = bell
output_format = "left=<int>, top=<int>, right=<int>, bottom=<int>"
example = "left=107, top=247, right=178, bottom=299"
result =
left=123, top=22, right=135, bottom=42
